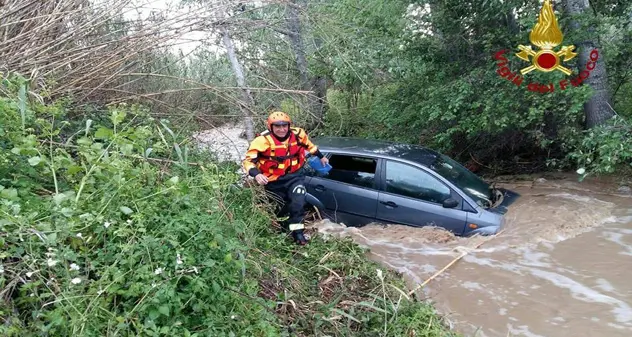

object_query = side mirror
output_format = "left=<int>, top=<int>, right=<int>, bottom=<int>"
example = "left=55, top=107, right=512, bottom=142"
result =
left=442, top=198, right=459, bottom=208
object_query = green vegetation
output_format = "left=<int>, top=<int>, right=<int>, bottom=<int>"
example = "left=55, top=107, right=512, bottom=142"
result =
left=0, top=74, right=455, bottom=336
left=310, top=0, right=632, bottom=177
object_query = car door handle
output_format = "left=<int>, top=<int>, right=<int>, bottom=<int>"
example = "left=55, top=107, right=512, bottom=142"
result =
left=380, top=201, right=398, bottom=208
left=314, top=185, right=326, bottom=192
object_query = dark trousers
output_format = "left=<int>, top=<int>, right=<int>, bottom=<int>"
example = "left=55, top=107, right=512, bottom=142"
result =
left=264, top=171, right=307, bottom=233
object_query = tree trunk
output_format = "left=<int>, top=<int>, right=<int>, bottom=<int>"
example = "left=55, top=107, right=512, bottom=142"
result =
left=220, top=24, right=255, bottom=141
left=564, top=0, right=614, bottom=129
left=507, top=7, right=519, bottom=34
left=285, top=0, right=325, bottom=125
left=286, top=1, right=309, bottom=89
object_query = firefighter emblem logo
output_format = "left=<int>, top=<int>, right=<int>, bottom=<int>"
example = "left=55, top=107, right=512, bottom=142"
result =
left=515, top=0, right=577, bottom=75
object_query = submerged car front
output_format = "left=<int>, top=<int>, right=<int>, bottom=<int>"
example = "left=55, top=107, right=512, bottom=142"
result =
left=427, top=152, right=520, bottom=236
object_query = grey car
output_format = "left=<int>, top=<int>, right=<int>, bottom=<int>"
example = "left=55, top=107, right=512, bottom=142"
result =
left=302, top=137, right=520, bottom=236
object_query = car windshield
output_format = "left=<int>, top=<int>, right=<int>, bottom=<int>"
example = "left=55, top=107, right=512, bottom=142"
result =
left=428, top=153, right=493, bottom=208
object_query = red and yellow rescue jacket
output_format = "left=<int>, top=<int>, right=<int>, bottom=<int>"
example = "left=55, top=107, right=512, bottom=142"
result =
left=242, top=127, right=320, bottom=182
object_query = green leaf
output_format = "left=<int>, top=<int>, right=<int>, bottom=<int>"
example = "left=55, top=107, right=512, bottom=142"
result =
left=224, top=253, right=232, bottom=263
left=120, top=206, right=133, bottom=215
left=95, top=127, right=113, bottom=139
left=67, top=165, right=82, bottom=175
left=120, top=143, right=133, bottom=155
left=46, top=232, right=57, bottom=244
left=1, top=188, right=18, bottom=200
left=61, top=207, right=73, bottom=217
left=148, top=309, right=160, bottom=321
left=160, top=120, right=175, bottom=140
left=53, top=193, right=67, bottom=206
left=77, top=137, right=92, bottom=146
left=168, top=176, right=179, bottom=185
left=28, top=156, right=41, bottom=166
left=158, top=305, right=170, bottom=316
left=111, top=110, right=127, bottom=126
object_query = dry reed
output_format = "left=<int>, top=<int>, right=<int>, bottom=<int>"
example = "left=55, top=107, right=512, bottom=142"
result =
left=0, top=0, right=235, bottom=103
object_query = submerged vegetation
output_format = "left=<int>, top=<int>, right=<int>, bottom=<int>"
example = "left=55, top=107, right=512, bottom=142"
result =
left=0, top=75, right=456, bottom=336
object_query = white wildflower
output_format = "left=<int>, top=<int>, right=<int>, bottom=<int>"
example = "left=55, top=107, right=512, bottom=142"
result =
left=70, top=263, right=80, bottom=271
left=76, top=233, right=83, bottom=239
left=0, top=264, right=4, bottom=274
left=576, top=168, right=586, bottom=175
left=104, top=221, right=111, bottom=228
left=376, top=268, right=383, bottom=280
left=71, top=277, right=82, bottom=284
left=47, top=258, right=58, bottom=267
left=154, top=267, right=163, bottom=275
left=126, top=219, right=132, bottom=225
left=176, top=253, right=183, bottom=265
left=26, top=271, right=37, bottom=278
left=151, top=282, right=157, bottom=288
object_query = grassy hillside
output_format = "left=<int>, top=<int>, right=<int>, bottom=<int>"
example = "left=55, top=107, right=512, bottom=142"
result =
left=0, top=74, right=457, bottom=337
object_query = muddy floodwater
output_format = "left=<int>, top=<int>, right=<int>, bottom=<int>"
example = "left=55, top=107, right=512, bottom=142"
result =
left=314, top=173, right=632, bottom=337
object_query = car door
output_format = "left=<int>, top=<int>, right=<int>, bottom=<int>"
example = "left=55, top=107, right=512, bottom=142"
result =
left=305, top=153, right=380, bottom=226
left=375, top=159, right=468, bottom=235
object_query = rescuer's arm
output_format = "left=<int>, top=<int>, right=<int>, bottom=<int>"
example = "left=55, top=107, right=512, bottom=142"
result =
left=242, top=136, right=269, bottom=177
left=295, top=128, right=324, bottom=159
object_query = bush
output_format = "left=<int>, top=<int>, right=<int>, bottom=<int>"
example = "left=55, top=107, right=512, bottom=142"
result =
left=561, top=115, right=632, bottom=179
left=0, top=74, right=456, bottom=336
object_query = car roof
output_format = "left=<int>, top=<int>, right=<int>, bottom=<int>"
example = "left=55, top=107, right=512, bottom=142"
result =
left=312, top=136, right=440, bottom=166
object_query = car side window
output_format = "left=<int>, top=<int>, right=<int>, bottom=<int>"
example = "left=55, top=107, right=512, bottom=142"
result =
left=324, top=154, right=377, bottom=189
left=385, top=160, right=451, bottom=204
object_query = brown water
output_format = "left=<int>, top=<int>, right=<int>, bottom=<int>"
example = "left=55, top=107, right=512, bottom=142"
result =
left=313, top=173, right=632, bottom=337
